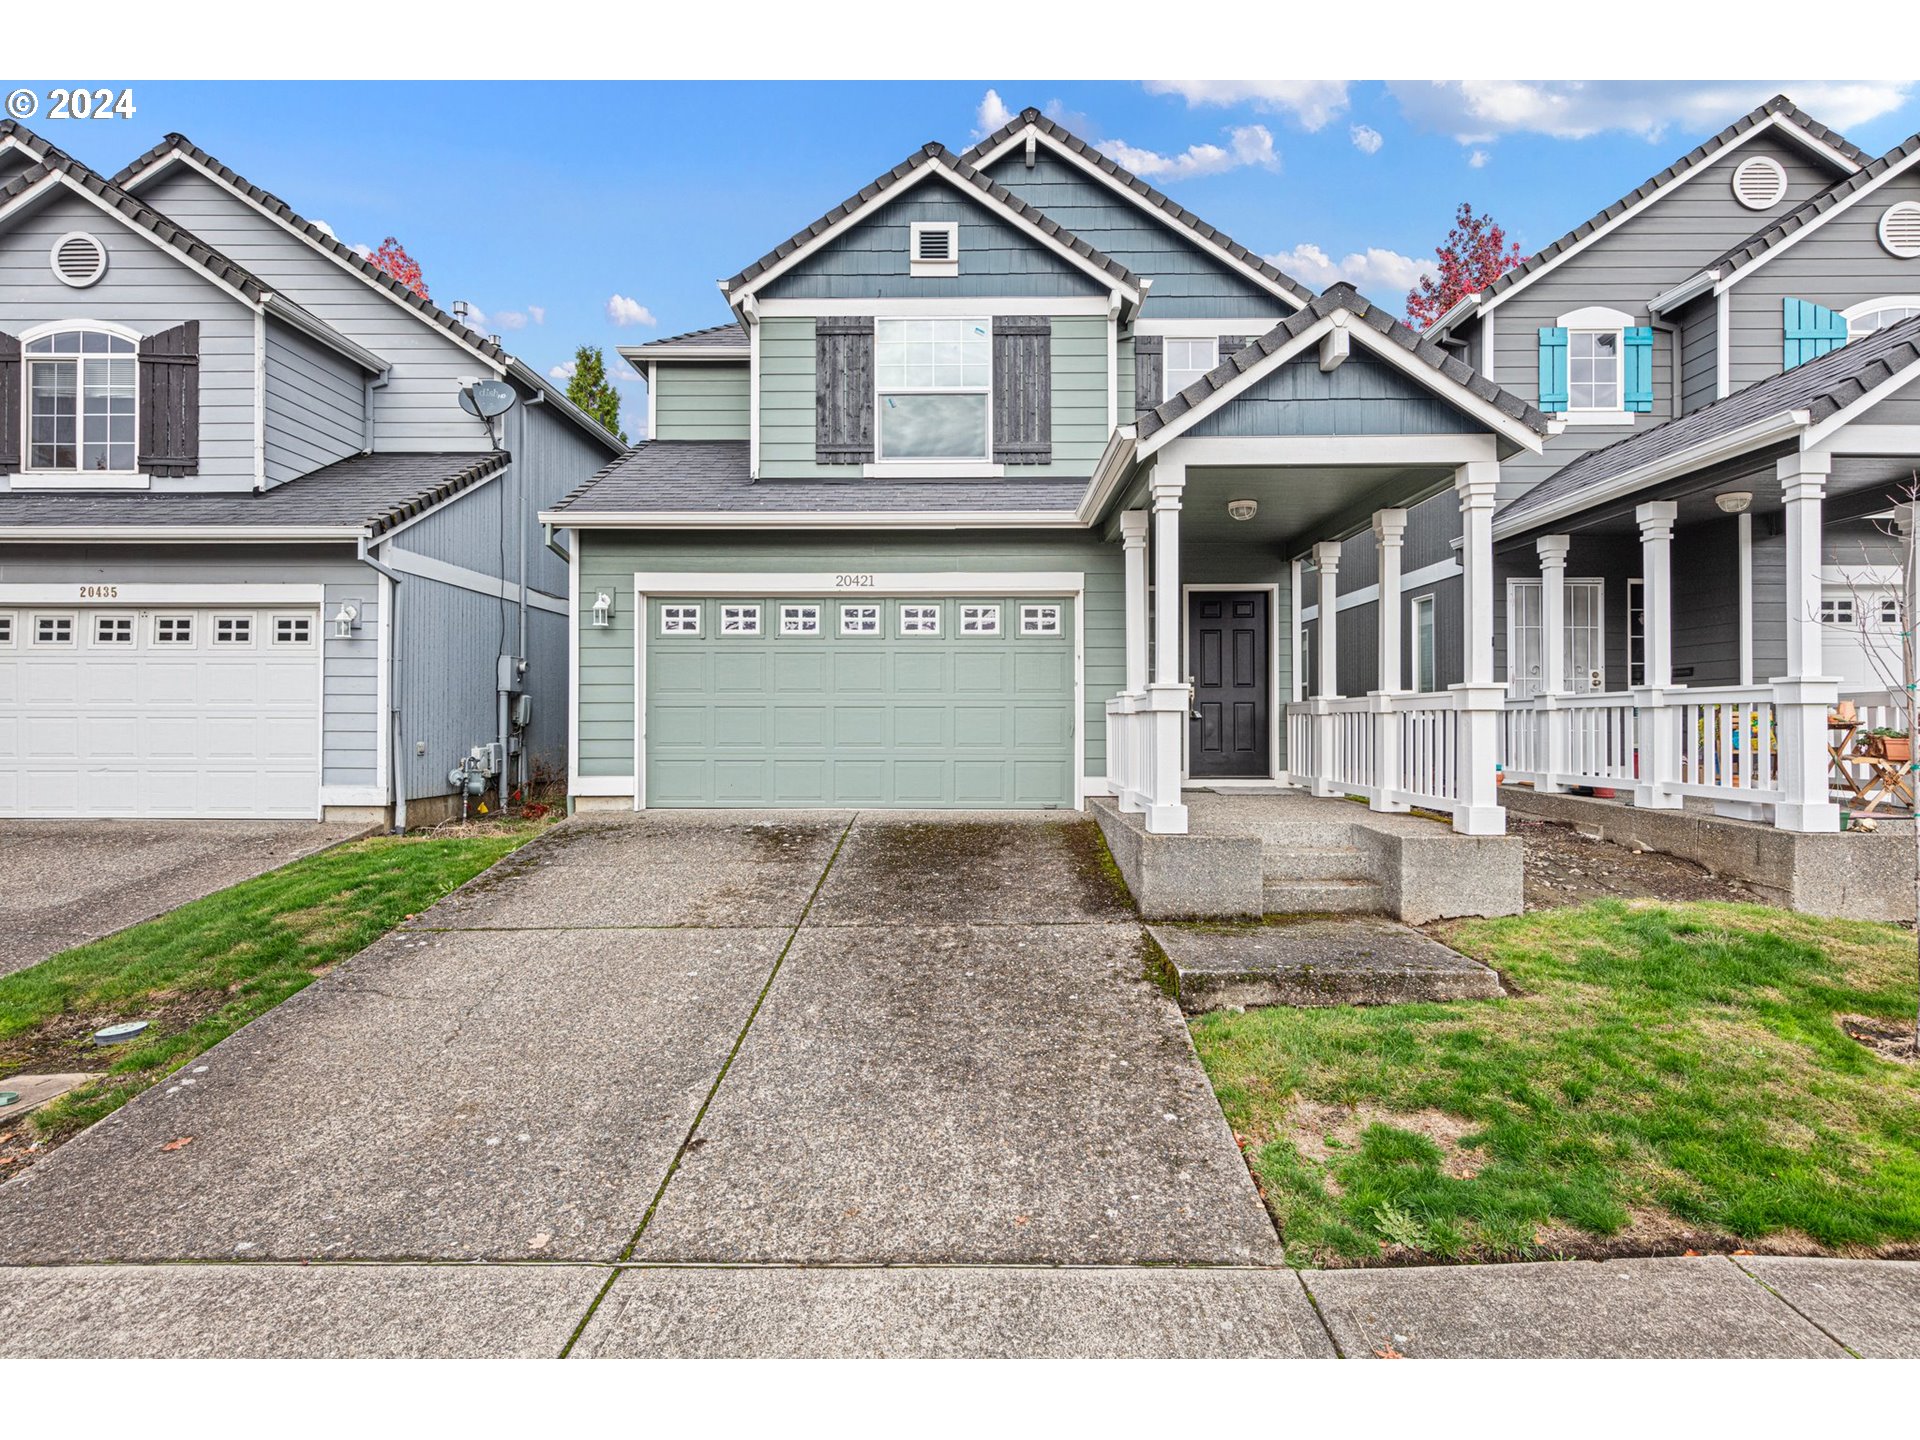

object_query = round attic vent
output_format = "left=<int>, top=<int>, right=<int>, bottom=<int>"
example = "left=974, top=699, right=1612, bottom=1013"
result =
left=1879, top=202, right=1920, bottom=259
left=1732, top=155, right=1787, bottom=211
left=51, top=231, right=107, bottom=288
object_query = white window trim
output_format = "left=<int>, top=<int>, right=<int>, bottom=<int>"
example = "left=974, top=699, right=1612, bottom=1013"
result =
left=271, top=613, right=316, bottom=647
left=719, top=602, right=761, bottom=636
left=16, top=318, right=145, bottom=485
left=1556, top=306, right=1635, bottom=425
left=908, top=221, right=960, bottom=278
left=659, top=603, right=701, bottom=636
left=1163, top=336, right=1221, bottom=400
left=778, top=603, right=821, bottom=635
left=1507, top=576, right=1608, bottom=695
left=1410, top=593, right=1438, bottom=694
left=958, top=603, right=1001, bottom=636
left=31, top=612, right=77, bottom=647
left=874, top=315, right=992, bottom=465
left=1842, top=296, right=1920, bottom=337
left=90, top=612, right=135, bottom=647
left=0, top=611, right=14, bottom=647
left=1019, top=603, right=1063, bottom=635
left=153, top=613, right=196, bottom=647
left=211, top=613, right=256, bottom=647
left=899, top=603, right=942, bottom=635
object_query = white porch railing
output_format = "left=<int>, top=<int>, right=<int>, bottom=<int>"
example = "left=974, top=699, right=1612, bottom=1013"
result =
left=1107, top=691, right=1153, bottom=816
left=1501, top=692, right=1638, bottom=790
left=1284, top=694, right=1467, bottom=816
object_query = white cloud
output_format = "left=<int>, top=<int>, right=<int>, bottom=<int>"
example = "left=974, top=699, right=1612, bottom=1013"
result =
left=548, top=361, right=575, bottom=381
left=1468, top=149, right=1491, bottom=169
left=612, top=361, right=643, bottom=384
left=492, top=310, right=529, bottom=330
left=605, top=294, right=657, bottom=328
left=1350, top=123, right=1383, bottom=155
left=457, top=303, right=488, bottom=330
left=527, top=305, right=545, bottom=325
left=974, top=88, right=1016, bottom=139
left=1099, top=124, right=1277, bottom=182
left=1390, top=80, right=1912, bottom=146
left=1266, top=242, right=1435, bottom=299
left=1145, top=80, right=1350, bottom=132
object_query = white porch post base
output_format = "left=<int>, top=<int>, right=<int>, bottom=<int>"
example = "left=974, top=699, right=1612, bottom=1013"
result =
left=1368, top=692, right=1409, bottom=812
left=1142, top=683, right=1190, bottom=834
left=1631, top=685, right=1686, bottom=810
left=1450, top=681, right=1507, bottom=835
left=1309, top=698, right=1342, bottom=798
left=1772, top=676, right=1842, bottom=833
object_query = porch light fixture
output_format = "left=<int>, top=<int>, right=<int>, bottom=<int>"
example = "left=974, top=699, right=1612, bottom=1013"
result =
left=1227, top=499, right=1259, bottom=522
left=1714, top=491, right=1753, bottom=514
left=592, top=591, right=615, bottom=628
left=332, top=602, right=361, bottom=639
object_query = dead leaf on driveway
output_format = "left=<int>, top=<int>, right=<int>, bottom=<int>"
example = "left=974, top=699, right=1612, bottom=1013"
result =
left=161, top=1136, right=194, bottom=1152
left=1373, top=1344, right=1405, bottom=1359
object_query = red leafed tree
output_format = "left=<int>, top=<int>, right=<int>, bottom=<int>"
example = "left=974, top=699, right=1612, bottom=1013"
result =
left=1405, top=203, right=1526, bottom=329
left=367, top=236, right=429, bottom=301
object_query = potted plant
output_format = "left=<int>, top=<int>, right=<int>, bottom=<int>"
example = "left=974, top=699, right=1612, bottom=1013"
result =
left=1867, top=726, right=1911, bottom=764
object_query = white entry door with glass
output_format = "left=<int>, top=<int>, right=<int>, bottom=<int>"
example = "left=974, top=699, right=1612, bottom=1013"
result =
left=1508, top=578, right=1605, bottom=699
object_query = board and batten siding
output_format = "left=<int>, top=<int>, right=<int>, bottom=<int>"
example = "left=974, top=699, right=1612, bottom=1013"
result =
left=263, top=316, right=366, bottom=485
left=756, top=178, right=1107, bottom=302
left=651, top=362, right=749, bottom=441
left=575, top=529, right=1124, bottom=783
left=0, top=189, right=257, bottom=490
left=0, top=541, right=380, bottom=788
left=137, top=167, right=495, bottom=454
left=758, top=314, right=1111, bottom=480
left=985, top=151, right=1292, bottom=321
left=1724, top=165, right=1920, bottom=390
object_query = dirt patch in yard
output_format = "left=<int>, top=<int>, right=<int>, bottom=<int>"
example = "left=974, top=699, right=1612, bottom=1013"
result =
left=1517, top=817, right=1760, bottom=910
left=0, top=990, right=230, bottom=1080
left=1841, top=1013, right=1920, bottom=1065
left=1281, top=1099, right=1487, bottom=1189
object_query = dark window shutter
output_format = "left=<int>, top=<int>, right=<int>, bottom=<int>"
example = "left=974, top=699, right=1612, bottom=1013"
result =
left=814, top=316, right=874, bottom=464
left=138, top=321, right=200, bottom=477
left=1134, top=334, right=1163, bottom=416
left=992, top=315, right=1051, bottom=465
left=0, top=331, right=20, bottom=471
left=1217, top=335, right=1249, bottom=363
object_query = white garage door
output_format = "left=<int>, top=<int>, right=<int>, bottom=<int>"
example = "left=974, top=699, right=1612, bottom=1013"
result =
left=0, top=605, right=323, bottom=818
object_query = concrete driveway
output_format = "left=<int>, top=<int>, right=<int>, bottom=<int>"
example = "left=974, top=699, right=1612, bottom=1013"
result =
left=0, top=820, right=369, bottom=977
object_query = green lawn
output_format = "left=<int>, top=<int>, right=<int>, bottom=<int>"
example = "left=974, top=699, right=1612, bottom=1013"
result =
left=1191, top=900, right=1920, bottom=1266
left=1, top=825, right=540, bottom=1147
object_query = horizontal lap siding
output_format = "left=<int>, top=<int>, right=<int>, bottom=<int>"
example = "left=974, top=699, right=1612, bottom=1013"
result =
left=390, top=575, right=513, bottom=802
left=263, top=319, right=364, bottom=484
left=652, top=363, right=749, bottom=441
left=1677, top=295, right=1720, bottom=412
left=986, top=152, right=1290, bottom=321
left=139, top=169, right=493, bottom=455
left=577, top=529, right=1123, bottom=782
left=0, top=190, right=256, bottom=489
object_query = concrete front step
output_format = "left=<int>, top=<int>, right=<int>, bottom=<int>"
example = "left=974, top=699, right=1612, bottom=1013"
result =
left=1262, top=845, right=1371, bottom=883
left=1261, top=877, right=1387, bottom=915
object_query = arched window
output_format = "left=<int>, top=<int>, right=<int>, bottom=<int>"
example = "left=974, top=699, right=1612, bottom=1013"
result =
left=1842, top=297, right=1920, bottom=339
left=20, top=323, right=139, bottom=474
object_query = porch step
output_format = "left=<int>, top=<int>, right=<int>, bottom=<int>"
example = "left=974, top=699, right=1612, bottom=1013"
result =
left=1261, top=877, right=1388, bottom=916
left=1261, top=844, right=1371, bottom=883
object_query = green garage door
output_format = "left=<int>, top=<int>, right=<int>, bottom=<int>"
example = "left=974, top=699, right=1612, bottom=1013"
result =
left=645, top=594, right=1075, bottom=808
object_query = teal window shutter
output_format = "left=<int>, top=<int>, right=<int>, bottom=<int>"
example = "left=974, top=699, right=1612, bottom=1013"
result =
left=1783, top=297, right=1848, bottom=369
left=1623, top=326, right=1654, bottom=412
left=1537, top=327, right=1568, bottom=412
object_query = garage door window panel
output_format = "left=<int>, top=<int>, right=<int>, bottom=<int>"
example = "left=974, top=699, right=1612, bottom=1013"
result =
left=960, top=604, right=1000, bottom=635
left=780, top=604, right=821, bottom=635
left=900, top=604, right=941, bottom=635
left=154, top=614, right=194, bottom=646
left=1019, top=604, right=1062, bottom=636
left=33, top=614, right=75, bottom=646
left=841, top=604, right=882, bottom=636
left=92, top=614, right=134, bottom=646
left=661, top=604, right=701, bottom=635
left=720, top=603, right=761, bottom=635
left=0, top=614, right=13, bottom=646
left=213, top=614, right=254, bottom=646
left=272, top=614, right=313, bottom=647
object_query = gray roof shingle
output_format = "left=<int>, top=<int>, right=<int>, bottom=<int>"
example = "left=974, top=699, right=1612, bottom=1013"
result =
left=0, top=451, right=510, bottom=537
left=1139, top=282, right=1550, bottom=440
left=1496, top=315, right=1920, bottom=532
left=960, top=107, right=1316, bottom=308
left=549, top=441, right=1084, bottom=517
left=722, top=143, right=1139, bottom=298
left=627, top=322, right=748, bottom=352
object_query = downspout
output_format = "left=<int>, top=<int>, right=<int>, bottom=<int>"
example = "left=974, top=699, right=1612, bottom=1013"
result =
left=544, top=522, right=575, bottom=817
left=514, top=393, right=543, bottom=798
left=359, top=533, right=407, bottom=833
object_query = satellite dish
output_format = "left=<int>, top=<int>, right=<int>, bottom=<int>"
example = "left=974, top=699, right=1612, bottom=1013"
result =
left=460, top=380, right=517, bottom=420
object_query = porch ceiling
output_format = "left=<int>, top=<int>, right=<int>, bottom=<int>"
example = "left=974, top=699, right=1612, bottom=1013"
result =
left=1180, top=464, right=1456, bottom=552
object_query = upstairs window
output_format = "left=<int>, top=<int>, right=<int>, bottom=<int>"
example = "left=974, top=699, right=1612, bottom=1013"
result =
left=23, top=327, right=137, bottom=473
left=875, top=318, right=989, bottom=461
left=1542, top=307, right=1651, bottom=418
left=1164, top=338, right=1219, bottom=398
left=1844, top=297, right=1920, bottom=338
left=1568, top=330, right=1621, bottom=411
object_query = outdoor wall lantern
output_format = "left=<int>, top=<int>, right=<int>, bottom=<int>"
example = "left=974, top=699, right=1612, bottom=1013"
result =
left=592, top=591, right=615, bottom=628
left=1227, top=499, right=1259, bottom=522
left=332, top=601, right=361, bottom=639
left=1714, top=491, right=1753, bottom=514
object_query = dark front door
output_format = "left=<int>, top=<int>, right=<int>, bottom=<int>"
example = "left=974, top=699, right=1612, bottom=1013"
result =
left=1187, top=590, right=1270, bottom=778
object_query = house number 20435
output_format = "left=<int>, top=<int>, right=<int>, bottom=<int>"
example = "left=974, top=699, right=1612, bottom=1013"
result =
left=79, top=585, right=119, bottom=599
left=834, top=574, right=875, bottom=588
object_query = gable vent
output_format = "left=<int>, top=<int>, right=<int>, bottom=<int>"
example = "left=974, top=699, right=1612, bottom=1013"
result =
left=51, top=231, right=108, bottom=288
left=909, top=222, right=959, bottom=277
left=915, top=227, right=952, bottom=261
left=1879, top=202, right=1920, bottom=259
left=1732, top=156, right=1788, bottom=211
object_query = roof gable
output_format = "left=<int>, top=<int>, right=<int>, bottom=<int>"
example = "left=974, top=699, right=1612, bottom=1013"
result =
left=963, top=108, right=1313, bottom=309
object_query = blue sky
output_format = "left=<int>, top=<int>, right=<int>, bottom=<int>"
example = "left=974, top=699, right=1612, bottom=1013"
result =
left=16, top=79, right=1920, bottom=437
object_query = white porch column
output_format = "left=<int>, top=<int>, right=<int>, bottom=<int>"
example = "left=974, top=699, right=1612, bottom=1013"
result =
left=1369, top=510, right=1409, bottom=812
left=1310, top=540, right=1343, bottom=798
left=1632, top=501, right=1684, bottom=811
left=1143, top=464, right=1189, bottom=834
left=1773, top=452, right=1841, bottom=831
left=1450, top=461, right=1506, bottom=834
left=1536, top=534, right=1572, bottom=793
left=1120, top=509, right=1149, bottom=694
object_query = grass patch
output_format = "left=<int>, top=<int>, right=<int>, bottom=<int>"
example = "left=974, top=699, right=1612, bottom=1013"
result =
left=1190, top=899, right=1920, bottom=1266
left=1, top=823, right=543, bottom=1147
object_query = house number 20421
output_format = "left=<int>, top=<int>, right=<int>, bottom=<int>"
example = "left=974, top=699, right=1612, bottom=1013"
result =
left=834, top=574, right=875, bottom=588
left=79, top=585, right=119, bottom=599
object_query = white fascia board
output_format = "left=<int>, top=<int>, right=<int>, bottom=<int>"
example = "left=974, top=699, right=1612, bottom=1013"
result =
left=0, top=170, right=261, bottom=313
left=1420, top=291, right=1480, bottom=342
left=1132, top=316, right=1291, bottom=337
left=0, top=525, right=362, bottom=542
left=263, top=295, right=387, bottom=374
left=970, top=123, right=1309, bottom=309
left=724, top=161, right=1139, bottom=309
left=1713, top=147, right=1920, bottom=294
left=1648, top=269, right=1721, bottom=315
left=130, top=148, right=508, bottom=378
left=756, top=295, right=1114, bottom=318
left=1075, top=425, right=1140, bottom=524
left=1477, top=114, right=1834, bottom=320
left=1817, top=423, right=1920, bottom=455
left=633, top=570, right=1084, bottom=596
left=619, top=346, right=746, bottom=363
left=1803, top=353, right=1920, bottom=450
left=1492, top=410, right=1811, bottom=539
left=538, top=510, right=1087, bottom=531
left=1138, top=312, right=1544, bottom=458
